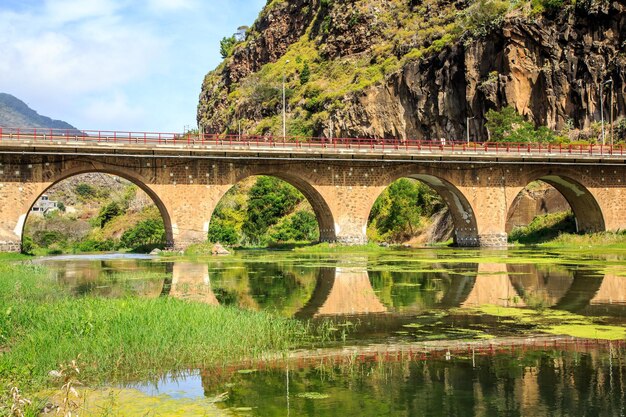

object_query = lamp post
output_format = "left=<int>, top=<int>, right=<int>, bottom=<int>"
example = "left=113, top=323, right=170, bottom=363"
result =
left=600, top=78, right=614, bottom=147
left=466, top=116, right=475, bottom=144
left=282, top=60, right=290, bottom=138
left=600, top=84, right=605, bottom=146
left=606, top=78, right=614, bottom=147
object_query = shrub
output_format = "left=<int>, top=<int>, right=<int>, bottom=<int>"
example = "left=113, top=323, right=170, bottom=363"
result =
left=21, top=236, right=35, bottom=255
left=458, top=0, right=511, bottom=37
left=368, top=179, right=443, bottom=243
left=33, top=230, right=67, bottom=247
left=208, top=221, right=240, bottom=245
left=76, top=239, right=117, bottom=253
left=616, top=118, right=626, bottom=142
left=120, top=219, right=165, bottom=250
left=531, top=0, right=565, bottom=14
left=300, top=62, right=311, bottom=85
left=270, top=211, right=319, bottom=242
left=220, top=35, right=237, bottom=59
left=75, top=183, right=96, bottom=199
left=486, top=106, right=557, bottom=143
left=242, top=177, right=303, bottom=245
left=96, top=201, right=122, bottom=228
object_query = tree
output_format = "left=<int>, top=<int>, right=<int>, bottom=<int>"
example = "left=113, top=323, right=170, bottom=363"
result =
left=120, top=219, right=165, bottom=250
left=486, top=106, right=556, bottom=143
left=96, top=201, right=122, bottom=228
left=270, top=211, right=319, bottom=242
left=242, top=177, right=302, bottom=244
left=75, top=183, right=96, bottom=199
left=368, top=179, right=441, bottom=243
left=300, top=62, right=311, bottom=85
left=220, top=35, right=237, bottom=59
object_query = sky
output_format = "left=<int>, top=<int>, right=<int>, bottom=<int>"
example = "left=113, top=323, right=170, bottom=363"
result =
left=0, top=0, right=266, bottom=132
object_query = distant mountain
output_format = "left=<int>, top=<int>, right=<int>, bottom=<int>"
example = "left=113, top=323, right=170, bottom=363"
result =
left=0, top=93, right=80, bottom=133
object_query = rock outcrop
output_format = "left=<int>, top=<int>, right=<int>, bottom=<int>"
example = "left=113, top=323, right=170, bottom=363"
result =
left=198, top=0, right=625, bottom=141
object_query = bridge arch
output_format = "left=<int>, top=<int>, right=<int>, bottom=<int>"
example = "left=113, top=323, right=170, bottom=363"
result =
left=369, top=170, right=480, bottom=246
left=214, top=169, right=337, bottom=242
left=507, top=171, right=605, bottom=234
left=21, top=164, right=174, bottom=248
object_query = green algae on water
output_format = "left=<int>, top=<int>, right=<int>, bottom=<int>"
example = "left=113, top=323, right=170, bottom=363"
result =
left=465, top=305, right=626, bottom=341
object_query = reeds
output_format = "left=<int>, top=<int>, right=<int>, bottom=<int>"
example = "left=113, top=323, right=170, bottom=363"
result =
left=0, top=258, right=310, bottom=393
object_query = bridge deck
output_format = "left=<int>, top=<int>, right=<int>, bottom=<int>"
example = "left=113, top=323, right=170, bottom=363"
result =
left=1, top=129, right=624, bottom=164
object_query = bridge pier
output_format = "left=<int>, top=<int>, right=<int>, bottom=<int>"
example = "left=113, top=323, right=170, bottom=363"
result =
left=0, top=179, right=50, bottom=253
left=151, top=183, right=231, bottom=251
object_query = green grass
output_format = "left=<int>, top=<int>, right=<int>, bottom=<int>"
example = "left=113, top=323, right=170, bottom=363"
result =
left=0, top=253, right=31, bottom=262
left=508, top=211, right=576, bottom=244
left=0, top=260, right=311, bottom=395
left=543, top=231, right=626, bottom=249
left=508, top=211, right=626, bottom=249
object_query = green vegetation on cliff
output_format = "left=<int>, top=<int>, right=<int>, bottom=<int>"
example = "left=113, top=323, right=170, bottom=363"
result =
left=198, top=0, right=623, bottom=143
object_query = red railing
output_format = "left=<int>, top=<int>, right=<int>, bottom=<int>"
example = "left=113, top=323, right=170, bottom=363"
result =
left=0, top=126, right=623, bottom=157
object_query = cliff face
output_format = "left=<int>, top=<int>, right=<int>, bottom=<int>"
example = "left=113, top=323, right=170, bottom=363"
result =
left=198, top=0, right=626, bottom=141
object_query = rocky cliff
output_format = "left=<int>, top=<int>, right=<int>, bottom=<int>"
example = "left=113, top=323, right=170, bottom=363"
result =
left=198, top=0, right=625, bottom=141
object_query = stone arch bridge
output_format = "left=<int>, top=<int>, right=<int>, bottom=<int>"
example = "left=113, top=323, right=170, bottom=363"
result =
left=1, top=130, right=625, bottom=251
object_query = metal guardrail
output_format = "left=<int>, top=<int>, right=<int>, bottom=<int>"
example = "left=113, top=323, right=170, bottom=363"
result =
left=0, top=127, right=624, bottom=157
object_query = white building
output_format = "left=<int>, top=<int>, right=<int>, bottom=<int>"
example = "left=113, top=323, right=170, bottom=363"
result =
left=31, top=194, right=59, bottom=214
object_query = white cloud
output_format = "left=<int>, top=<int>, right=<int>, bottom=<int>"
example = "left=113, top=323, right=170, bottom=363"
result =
left=146, top=0, right=198, bottom=13
left=81, top=92, right=146, bottom=128
left=0, top=1, right=168, bottom=126
left=0, top=0, right=267, bottom=131
left=43, top=0, right=122, bottom=25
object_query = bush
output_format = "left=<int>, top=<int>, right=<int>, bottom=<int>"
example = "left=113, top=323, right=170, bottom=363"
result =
left=76, top=239, right=117, bottom=253
left=486, top=106, right=557, bottom=143
left=616, top=119, right=626, bottom=142
left=75, top=183, right=96, bottom=199
left=96, top=201, right=122, bottom=228
left=120, top=219, right=165, bottom=250
left=458, top=0, right=511, bottom=37
left=208, top=221, right=240, bottom=245
left=33, top=230, right=67, bottom=247
left=242, top=177, right=303, bottom=245
left=21, top=236, right=36, bottom=255
left=300, top=62, right=311, bottom=85
left=368, top=179, right=443, bottom=243
left=220, top=35, right=237, bottom=59
left=270, top=211, right=319, bottom=242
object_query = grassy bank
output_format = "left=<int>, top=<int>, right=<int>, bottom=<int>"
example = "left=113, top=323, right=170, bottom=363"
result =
left=509, top=211, right=626, bottom=248
left=0, top=256, right=310, bottom=398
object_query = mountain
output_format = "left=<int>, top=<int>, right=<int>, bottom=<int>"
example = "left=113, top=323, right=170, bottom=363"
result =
left=0, top=93, right=80, bottom=132
left=197, top=0, right=625, bottom=142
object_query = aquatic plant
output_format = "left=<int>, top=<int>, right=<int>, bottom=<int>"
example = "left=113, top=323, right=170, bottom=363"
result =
left=0, top=259, right=311, bottom=395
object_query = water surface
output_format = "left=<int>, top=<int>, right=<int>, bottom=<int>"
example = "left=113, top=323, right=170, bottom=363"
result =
left=38, top=248, right=626, bottom=415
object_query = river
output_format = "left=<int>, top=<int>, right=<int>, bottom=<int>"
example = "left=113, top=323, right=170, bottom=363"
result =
left=37, top=247, right=626, bottom=416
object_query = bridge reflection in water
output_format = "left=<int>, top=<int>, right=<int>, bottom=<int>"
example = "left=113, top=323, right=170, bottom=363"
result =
left=48, top=257, right=626, bottom=327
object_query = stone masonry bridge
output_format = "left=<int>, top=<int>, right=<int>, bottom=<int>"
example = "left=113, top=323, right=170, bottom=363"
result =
left=1, top=128, right=626, bottom=251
